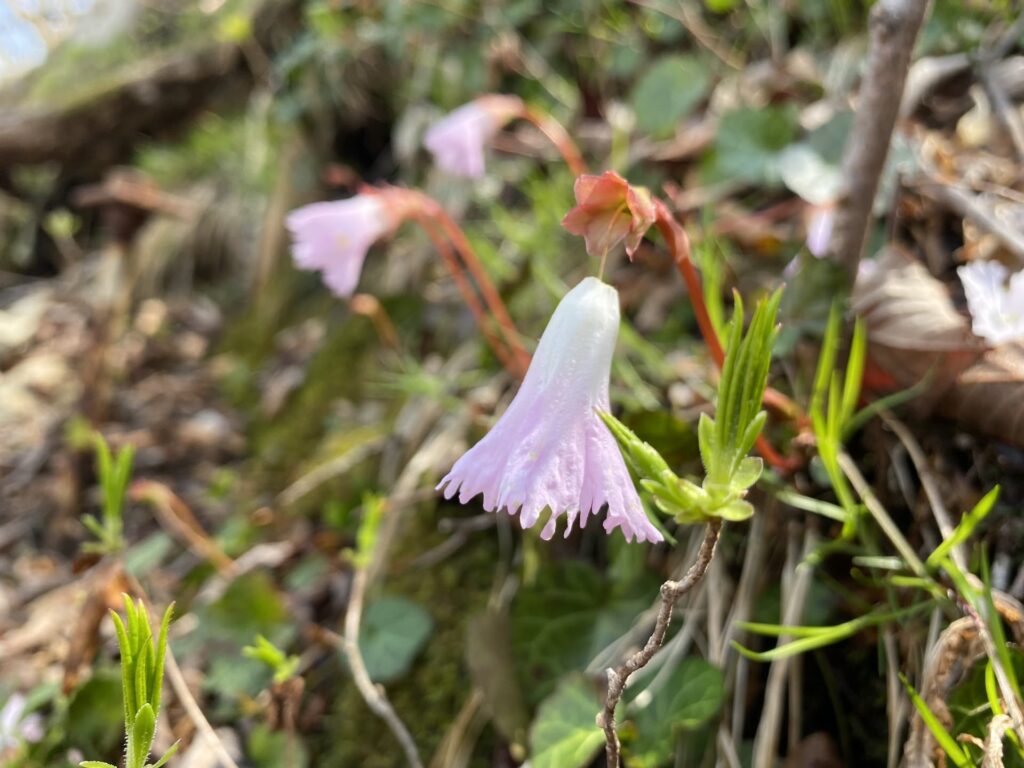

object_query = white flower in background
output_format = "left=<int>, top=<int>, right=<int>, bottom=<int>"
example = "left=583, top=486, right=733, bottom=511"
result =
left=958, top=260, right=1024, bottom=344
left=0, top=693, right=43, bottom=751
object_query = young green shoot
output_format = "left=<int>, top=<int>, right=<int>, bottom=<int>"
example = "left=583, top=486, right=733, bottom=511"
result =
left=82, top=434, right=134, bottom=555
left=601, top=290, right=782, bottom=525
left=81, top=596, right=177, bottom=768
left=243, top=635, right=300, bottom=685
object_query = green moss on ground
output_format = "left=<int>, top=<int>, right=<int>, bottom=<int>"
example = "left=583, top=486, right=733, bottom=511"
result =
left=325, top=502, right=498, bottom=767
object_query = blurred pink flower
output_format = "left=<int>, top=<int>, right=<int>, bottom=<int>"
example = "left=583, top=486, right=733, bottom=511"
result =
left=424, top=95, right=523, bottom=178
left=438, top=277, right=661, bottom=543
left=286, top=194, right=393, bottom=298
left=958, top=260, right=1024, bottom=345
left=805, top=204, right=834, bottom=258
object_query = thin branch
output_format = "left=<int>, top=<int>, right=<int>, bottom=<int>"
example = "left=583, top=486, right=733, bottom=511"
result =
left=827, top=0, right=930, bottom=281
left=880, top=410, right=966, bottom=572
left=341, top=568, right=424, bottom=768
left=918, top=177, right=1024, bottom=266
left=978, top=66, right=1024, bottom=164
left=163, top=650, right=243, bottom=768
left=838, top=451, right=929, bottom=578
left=599, top=519, right=722, bottom=768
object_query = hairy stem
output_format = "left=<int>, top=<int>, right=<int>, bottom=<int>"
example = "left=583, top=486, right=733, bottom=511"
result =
left=600, top=520, right=722, bottom=768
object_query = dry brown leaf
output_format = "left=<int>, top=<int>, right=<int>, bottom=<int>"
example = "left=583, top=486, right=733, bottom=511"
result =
left=941, top=344, right=1024, bottom=446
left=852, top=246, right=984, bottom=406
left=854, top=247, right=1024, bottom=445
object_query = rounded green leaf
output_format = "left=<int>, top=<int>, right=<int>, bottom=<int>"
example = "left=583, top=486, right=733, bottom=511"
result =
left=529, top=675, right=605, bottom=768
left=631, top=55, right=712, bottom=138
left=358, top=595, right=434, bottom=683
left=626, top=658, right=724, bottom=767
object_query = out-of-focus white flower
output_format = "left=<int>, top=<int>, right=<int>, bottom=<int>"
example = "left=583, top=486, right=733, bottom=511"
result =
left=0, top=693, right=44, bottom=751
left=958, top=260, right=1024, bottom=345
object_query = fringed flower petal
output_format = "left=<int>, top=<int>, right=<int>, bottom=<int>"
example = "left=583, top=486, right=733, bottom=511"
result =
left=285, top=195, right=391, bottom=298
left=438, top=277, right=661, bottom=544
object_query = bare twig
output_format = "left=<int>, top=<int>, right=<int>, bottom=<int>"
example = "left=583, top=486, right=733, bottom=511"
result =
left=918, top=178, right=1024, bottom=266
left=341, top=567, right=424, bottom=768
left=163, top=649, right=243, bottom=768
left=827, top=0, right=930, bottom=281
left=839, top=451, right=929, bottom=578
left=978, top=66, right=1024, bottom=164
left=599, top=519, right=721, bottom=768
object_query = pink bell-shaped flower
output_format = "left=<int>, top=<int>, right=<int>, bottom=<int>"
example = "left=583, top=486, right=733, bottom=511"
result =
left=286, top=194, right=393, bottom=298
left=424, top=95, right=523, bottom=179
left=438, top=276, right=662, bottom=543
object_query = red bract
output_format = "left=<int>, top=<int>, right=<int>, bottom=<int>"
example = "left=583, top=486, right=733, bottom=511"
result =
left=561, top=171, right=656, bottom=260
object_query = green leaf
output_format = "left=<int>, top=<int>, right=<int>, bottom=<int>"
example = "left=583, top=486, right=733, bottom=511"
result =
left=358, top=595, right=434, bottom=683
left=80, top=763, right=118, bottom=768
left=704, top=105, right=800, bottom=186
left=626, top=658, right=724, bottom=768
left=731, top=457, right=763, bottom=491
left=148, top=741, right=180, bottom=768
left=631, top=55, right=711, bottom=138
left=528, top=675, right=604, bottom=768
left=926, top=486, right=1000, bottom=569
left=67, top=672, right=124, bottom=757
left=714, top=499, right=755, bottom=521
left=247, top=723, right=309, bottom=768
left=512, top=562, right=655, bottom=704
left=128, top=703, right=156, bottom=768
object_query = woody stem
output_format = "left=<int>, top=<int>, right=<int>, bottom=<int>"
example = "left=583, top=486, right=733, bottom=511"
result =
left=519, top=106, right=589, bottom=176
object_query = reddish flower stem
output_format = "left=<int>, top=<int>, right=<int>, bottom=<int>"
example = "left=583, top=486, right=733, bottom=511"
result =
left=421, top=198, right=531, bottom=378
left=412, top=210, right=524, bottom=377
left=653, top=200, right=803, bottom=472
left=519, top=106, right=589, bottom=176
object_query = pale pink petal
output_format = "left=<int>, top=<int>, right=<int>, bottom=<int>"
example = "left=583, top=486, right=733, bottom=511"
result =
left=805, top=205, right=834, bottom=258
left=285, top=195, right=389, bottom=298
left=438, top=277, right=661, bottom=544
left=424, top=96, right=521, bottom=179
